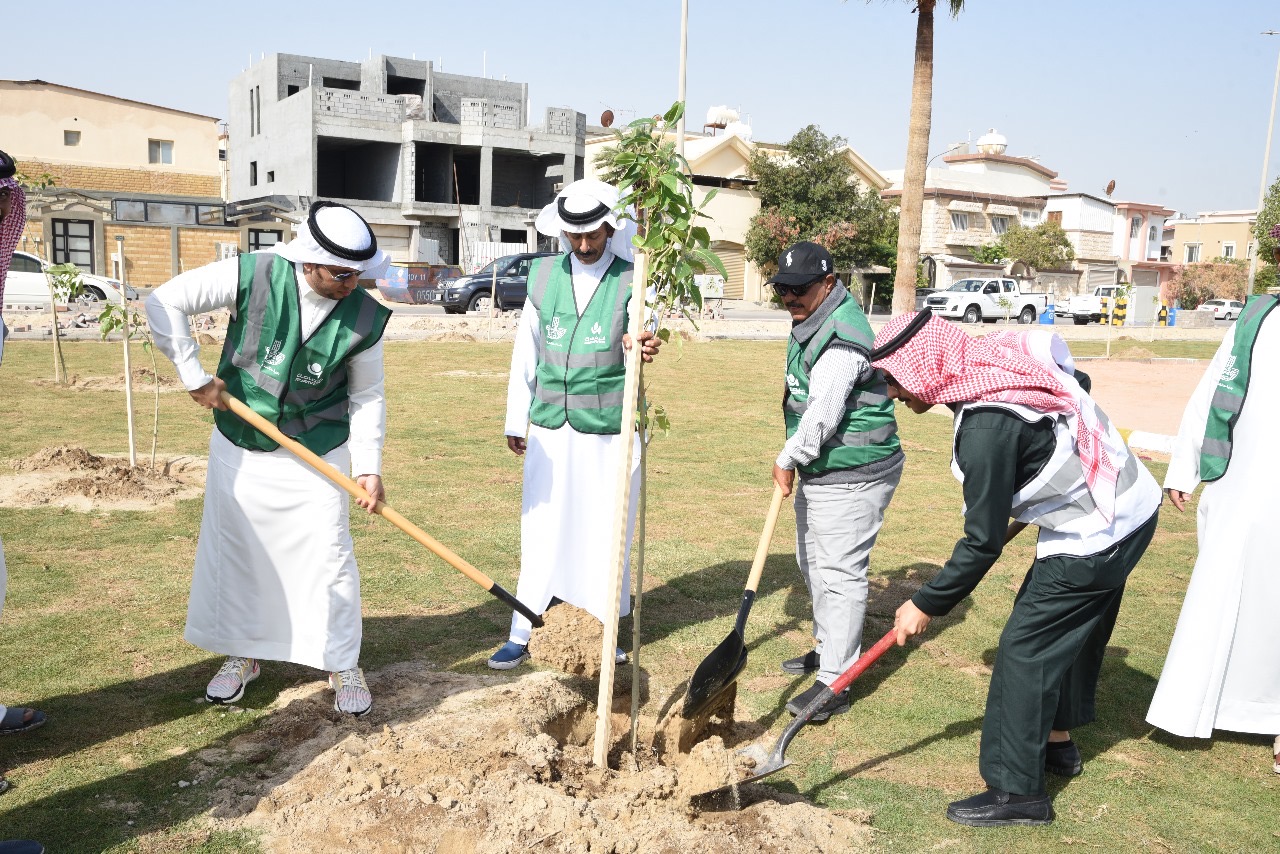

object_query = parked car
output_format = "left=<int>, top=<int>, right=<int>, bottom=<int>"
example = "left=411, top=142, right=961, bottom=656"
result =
left=424, top=252, right=558, bottom=314
left=1196, top=299, right=1245, bottom=320
left=923, top=277, right=1048, bottom=324
left=2, top=251, right=138, bottom=309
left=1068, top=285, right=1122, bottom=325
left=914, top=287, right=937, bottom=311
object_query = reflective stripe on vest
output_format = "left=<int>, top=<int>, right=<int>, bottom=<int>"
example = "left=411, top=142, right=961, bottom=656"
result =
left=1199, top=294, right=1279, bottom=482
left=783, top=291, right=899, bottom=474
left=950, top=400, right=1143, bottom=534
left=528, top=254, right=635, bottom=434
left=214, top=252, right=391, bottom=455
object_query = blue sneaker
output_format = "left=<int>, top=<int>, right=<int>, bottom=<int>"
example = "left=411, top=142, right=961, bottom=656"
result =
left=487, top=641, right=529, bottom=670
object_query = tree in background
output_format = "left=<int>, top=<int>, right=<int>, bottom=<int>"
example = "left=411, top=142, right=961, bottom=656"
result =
left=1167, top=259, right=1248, bottom=309
left=1253, top=176, right=1280, bottom=293
left=885, top=0, right=966, bottom=315
left=999, top=222, right=1075, bottom=272
left=744, top=125, right=898, bottom=276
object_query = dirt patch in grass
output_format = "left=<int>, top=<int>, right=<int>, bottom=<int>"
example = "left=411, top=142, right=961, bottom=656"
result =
left=196, top=664, right=872, bottom=853
left=1, top=446, right=205, bottom=511
left=30, top=366, right=185, bottom=393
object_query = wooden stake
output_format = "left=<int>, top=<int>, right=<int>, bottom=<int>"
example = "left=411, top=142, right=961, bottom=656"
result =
left=592, top=253, right=648, bottom=767
left=121, top=310, right=137, bottom=468
left=628, top=389, right=648, bottom=761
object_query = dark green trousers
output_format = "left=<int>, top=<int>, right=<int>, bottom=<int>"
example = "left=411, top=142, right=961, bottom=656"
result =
left=979, top=512, right=1158, bottom=795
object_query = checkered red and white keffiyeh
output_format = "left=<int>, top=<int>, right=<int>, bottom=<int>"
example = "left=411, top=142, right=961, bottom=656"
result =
left=0, top=176, right=28, bottom=312
left=872, top=311, right=1127, bottom=522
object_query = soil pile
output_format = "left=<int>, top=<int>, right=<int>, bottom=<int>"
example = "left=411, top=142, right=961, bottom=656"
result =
left=1, top=446, right=206, bottom=511
left=528, top=603, right=606, bottom=678
left=31, top=366, right=185, bottom=393
left=1110, top=345, right=1159, bottom=361
left=193, top=664, right=871, bottom=853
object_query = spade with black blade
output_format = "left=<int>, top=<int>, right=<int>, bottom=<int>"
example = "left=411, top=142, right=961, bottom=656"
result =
left=681, top=484, right=786, bottom=719
left=692, top=628, right=898, bottom=802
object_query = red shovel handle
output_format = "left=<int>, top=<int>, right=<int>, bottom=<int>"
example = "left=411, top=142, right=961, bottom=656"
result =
left=827, top=629, right=897, bottom=696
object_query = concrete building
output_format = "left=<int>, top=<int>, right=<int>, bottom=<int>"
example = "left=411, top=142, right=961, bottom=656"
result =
left=586, top=126, right=890, bottom=302
left=1165, top=209, right=1258, bottom=265
left=0, top=79, right=236, bottom=287
left=226, top=54, right=586, bottom=270
left=880, top=129, right=1061, bottom=291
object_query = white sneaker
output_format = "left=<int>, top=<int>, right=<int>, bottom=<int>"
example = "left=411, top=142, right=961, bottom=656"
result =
left=205, top=657, right=258, bottom=704
left=1273, top=735, right=1279, bottom=774
left=615, top=648, right=628, bottom=665
left=330, top=667, right=372, bottom=717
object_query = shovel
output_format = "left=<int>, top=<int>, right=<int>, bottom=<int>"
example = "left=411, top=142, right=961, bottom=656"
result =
left=681, top=484, right=786, bottom=719
left=219, top=390, right=543, bottom=629
left=693, top=628, right=897, bottom=802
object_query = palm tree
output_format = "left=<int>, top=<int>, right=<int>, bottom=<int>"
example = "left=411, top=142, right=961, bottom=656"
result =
left=890, top=0, right=965, bottom=316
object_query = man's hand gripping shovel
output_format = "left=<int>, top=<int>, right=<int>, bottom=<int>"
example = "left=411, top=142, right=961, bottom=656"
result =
left=219, top=390, right=543, bottom=628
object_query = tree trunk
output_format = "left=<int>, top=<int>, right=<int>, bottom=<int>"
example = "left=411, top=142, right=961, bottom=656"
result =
left=892, top=0, right=937, bottom=317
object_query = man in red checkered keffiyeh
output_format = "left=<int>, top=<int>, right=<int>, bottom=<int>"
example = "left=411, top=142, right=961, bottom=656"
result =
left=0, top=160, right=26, bottom=314
left=872, top=310, right=1127, bottom=523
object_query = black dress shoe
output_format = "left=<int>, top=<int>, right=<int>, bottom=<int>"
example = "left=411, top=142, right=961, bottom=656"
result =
left=946, top=788, right=1053, bottom=827
left=784, top=679, right=850, bottom=721
left=1046, top=739, right=1083, bottom=777
left=781, top=649, right=819, bottom=675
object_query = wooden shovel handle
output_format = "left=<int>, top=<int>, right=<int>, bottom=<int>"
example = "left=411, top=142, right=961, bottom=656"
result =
left=219, top=391, right=498, bottom=594
left=744, top=484, right=786, bottom=595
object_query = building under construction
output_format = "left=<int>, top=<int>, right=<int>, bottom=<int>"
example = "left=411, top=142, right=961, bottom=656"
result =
left=226, top=53, right=586, bottom=268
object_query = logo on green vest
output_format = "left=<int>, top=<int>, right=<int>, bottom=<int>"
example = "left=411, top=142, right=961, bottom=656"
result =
left=583, top=321, right=607, bottom=346
left=263, top=340, right=287, bottom=374
left=545, top=316, right=568, bottom=344
left=786, top=373, right=799, bottom=389
left=1218, top=355, right=1239, bottom=388
left=294, top=362, right=324, bottom=387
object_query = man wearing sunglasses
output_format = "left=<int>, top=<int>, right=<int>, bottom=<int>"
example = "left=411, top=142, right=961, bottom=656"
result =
left=772, top=241, right=903, bottom=720
left=145, top=201, right=392, bottom=718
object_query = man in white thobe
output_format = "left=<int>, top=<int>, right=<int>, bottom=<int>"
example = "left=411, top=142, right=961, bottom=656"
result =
left=489, top=179, right=660, bottom=669
left=1147, top=286, right=1280, bottom=774
left=146, top=201, right=391, bottom=716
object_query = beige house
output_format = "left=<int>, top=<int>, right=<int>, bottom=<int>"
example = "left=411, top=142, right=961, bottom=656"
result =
left=586, top=129, right=888, bottom=302
left=1166, top=210, right=1258, bottom=265
left=0, top=79, right=243, bottom=286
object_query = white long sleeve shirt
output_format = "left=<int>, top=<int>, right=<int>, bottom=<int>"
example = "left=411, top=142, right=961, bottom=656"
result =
left=775, top=341, right=870, bottom=470
left=505, top=250, right=618, bottom=437
left=145, top=256, right=387, bottom=476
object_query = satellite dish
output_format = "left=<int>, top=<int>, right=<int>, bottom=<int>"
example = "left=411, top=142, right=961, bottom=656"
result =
left=1105, top=179, right=1116, bottom=197
left=600, top=109, right=614, bottom=128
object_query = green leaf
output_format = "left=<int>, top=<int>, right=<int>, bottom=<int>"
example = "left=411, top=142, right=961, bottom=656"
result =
left=663, top=102, right=686, bottom=125
left=700, top=187, right=719, bottom=207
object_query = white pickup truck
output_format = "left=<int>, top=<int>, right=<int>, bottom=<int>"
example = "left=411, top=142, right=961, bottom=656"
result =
left=922, top=277, right=1049, bottom=324
left=1067, top=285, right=1121, bottom=325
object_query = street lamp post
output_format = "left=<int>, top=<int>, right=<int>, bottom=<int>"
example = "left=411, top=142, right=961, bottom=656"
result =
left=1247, top=30, right=1280, bottom=294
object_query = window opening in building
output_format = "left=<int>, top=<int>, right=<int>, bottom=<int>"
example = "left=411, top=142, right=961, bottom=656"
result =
left=1148, top=225, right=1158, bottom=242
left=52, top=219, right=95, bottom=271
left=322, top=77, right=360, bottom=91
left=287, top=84, right=300, bottom=97
left=249, top=89, right=255, bottom=137
left=950, top=212, right=969, bottom=231
left=63, top=130, right=81, bottom=146
left=249, top=229, right=282, bottom=252
left=1221, top=242, right=1236, bottom=259
left=149, top=139, right=174, bottom=164
left=1184, top=243, right=1201, bottom=263
left=1022, top=209, right=1040, bottom=226
left=266, top=171, right=274, bottom=183
left=255, top=86, right=262, bottom=135
left=991, top=216, right=1009, bottom=235
left=387, top=76, right=426, bottom=97
left=1247, top=242, right=1256, bottom=259
left=250, top=161, right=258, bottom=187
left=1130, top=217, right=1141, bottom=238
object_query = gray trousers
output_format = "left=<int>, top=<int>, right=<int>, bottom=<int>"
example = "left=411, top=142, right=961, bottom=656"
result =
left=794, top=469, right=902, bottom=686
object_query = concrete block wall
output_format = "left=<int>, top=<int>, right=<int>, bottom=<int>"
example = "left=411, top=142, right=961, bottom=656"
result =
left=177, top=226, right=239, bottom=273
left=545, top=108, right=585, bottom=137
left=460, top=99, right=521, bottom=130
left=418, top=223, right=453, bottom=264
left=103, top=224, right=171, bottom=286
left=315, top=89, right=406, bottom=124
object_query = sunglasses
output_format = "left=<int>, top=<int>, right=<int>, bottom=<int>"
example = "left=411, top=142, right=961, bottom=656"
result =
left=323, top=267, right=360, bottom=282
left=773, top=281, right=820, bottom=298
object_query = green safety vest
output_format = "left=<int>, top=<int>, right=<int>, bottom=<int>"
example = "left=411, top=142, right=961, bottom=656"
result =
left=783, top=291, right=900, bottom=475
left=214, top=252, right=391, bottom=455
left=526, top=254, right=635, bottom=434
left=1199, top=293, right=1279, bottom=482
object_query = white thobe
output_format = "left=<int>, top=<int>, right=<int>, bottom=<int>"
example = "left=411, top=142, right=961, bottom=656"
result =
left=1146, top=312, right=1280, bottom=738
left=504, top=250, right=641, bottom=644
left=146, top=256, right=386, bottom=671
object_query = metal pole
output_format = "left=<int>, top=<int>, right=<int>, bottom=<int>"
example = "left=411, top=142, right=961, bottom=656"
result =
left=1248, top=31, right=1280, bottom=293
left=676, top=0, right=688, bottom=162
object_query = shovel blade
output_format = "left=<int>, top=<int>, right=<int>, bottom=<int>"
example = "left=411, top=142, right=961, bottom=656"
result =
left=681, top=631, right=747, bottom=718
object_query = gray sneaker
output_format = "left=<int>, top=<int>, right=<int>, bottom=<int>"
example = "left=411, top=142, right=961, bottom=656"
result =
left=205, top=657, right=259, bottom=704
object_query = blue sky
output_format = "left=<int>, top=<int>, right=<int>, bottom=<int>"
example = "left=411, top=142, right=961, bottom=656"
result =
left=4, top=0, right=1278, bottom=214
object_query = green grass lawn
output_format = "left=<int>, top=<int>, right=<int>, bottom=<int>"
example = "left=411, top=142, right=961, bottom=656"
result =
left=0, top=339, right=1274, bottom=852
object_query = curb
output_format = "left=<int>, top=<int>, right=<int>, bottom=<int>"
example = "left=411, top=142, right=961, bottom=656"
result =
left=1119, top=429, right=1175, bottom=455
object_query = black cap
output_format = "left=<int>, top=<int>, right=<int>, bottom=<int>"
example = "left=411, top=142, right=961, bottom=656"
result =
left=769, top=241, right=833, bottom=286
left=0, top=150, right=15, bottom=180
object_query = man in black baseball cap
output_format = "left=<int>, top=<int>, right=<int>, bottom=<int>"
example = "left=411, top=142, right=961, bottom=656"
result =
left=770, top=240, right=904, bottom=721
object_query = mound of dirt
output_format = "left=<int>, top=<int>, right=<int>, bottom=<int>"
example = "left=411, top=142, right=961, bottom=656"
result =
left=190, top=664, right=871, bottom=853
left=1110, top=345, right=1158, bottom=361
left=31, top=367, right=185, bottom=393
left=2, top=446, right=206, bottom=511
left=528, top=603, right=606, bottom=678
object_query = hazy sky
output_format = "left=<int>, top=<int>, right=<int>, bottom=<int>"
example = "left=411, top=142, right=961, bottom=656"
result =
left=4, top=0, right=1278, bottom=215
